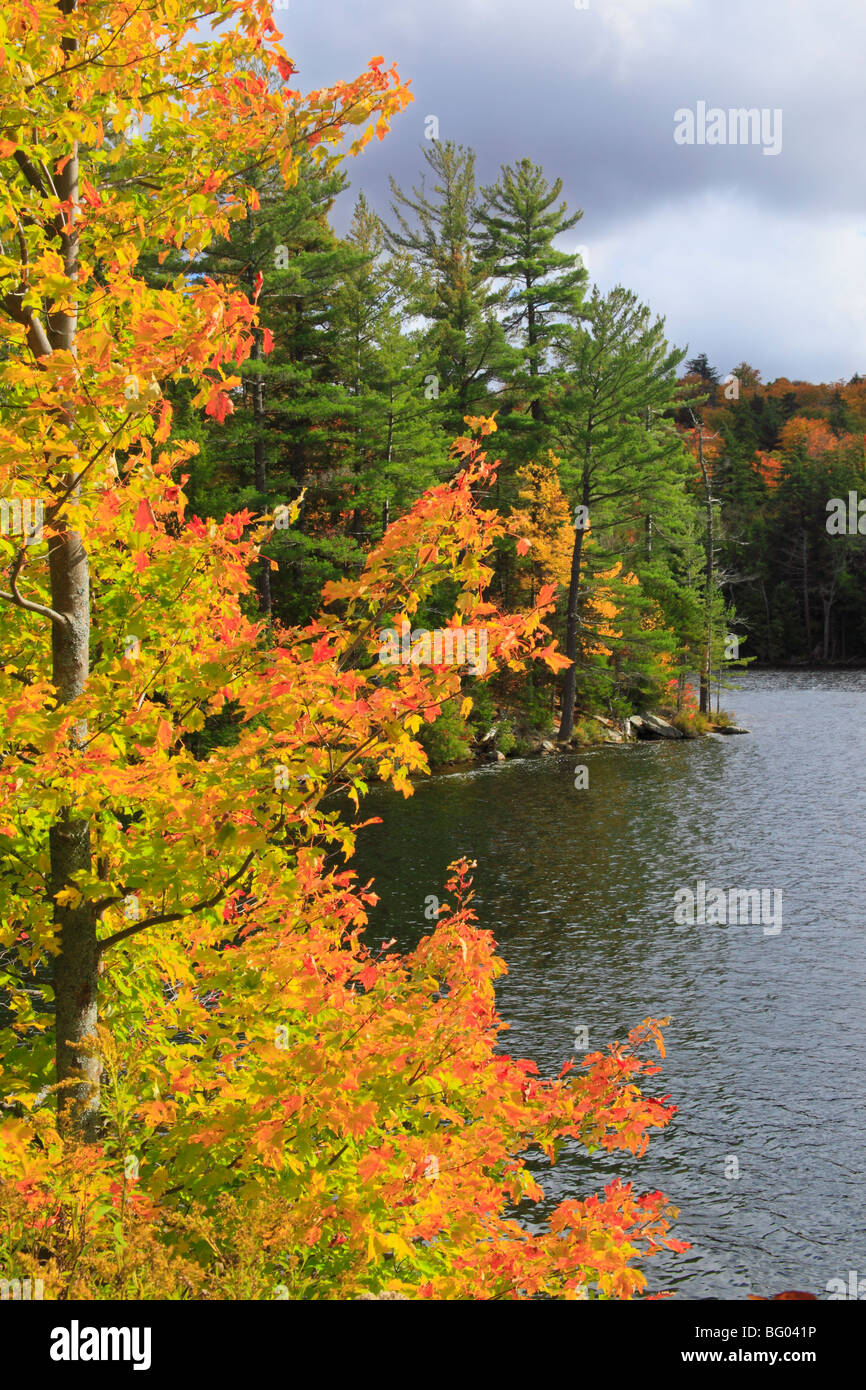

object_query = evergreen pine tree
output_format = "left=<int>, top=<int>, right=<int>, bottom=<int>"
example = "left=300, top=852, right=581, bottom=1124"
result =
left=183, top=159, right=370, bottom=622
left=475, top=157, right=587, bottom=470
left=334, top=194, right=448, bottom=542
left=550, top=286, right=691, bottom=738
left=385, top=141, right=507, bottom=435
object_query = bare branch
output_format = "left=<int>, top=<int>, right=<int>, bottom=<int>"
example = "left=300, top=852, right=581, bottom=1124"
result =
left=1, top=541, right=68, bottom=626
left=1, top=292, right=53, bottom=359
left=12, top=149, right=49, bottom=197
left=0, top=587, right=67, bottom=626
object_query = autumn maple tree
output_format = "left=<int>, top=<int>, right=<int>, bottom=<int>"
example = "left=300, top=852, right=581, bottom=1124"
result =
left=0, top=0, right=412, bottom=1136
left=0, top=0, right=687, bottom=1298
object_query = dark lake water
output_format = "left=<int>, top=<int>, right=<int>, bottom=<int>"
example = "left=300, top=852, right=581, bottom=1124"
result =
left=348, top=671, right=866, bottom=1300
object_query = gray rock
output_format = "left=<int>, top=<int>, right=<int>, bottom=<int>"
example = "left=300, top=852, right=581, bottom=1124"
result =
left=713, top=724, right=750, bottom=735
left=631, top=713, right=683, bottom=740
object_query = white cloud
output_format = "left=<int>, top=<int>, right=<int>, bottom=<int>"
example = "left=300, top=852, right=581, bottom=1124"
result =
left=569, top=191, right=866, bottom=380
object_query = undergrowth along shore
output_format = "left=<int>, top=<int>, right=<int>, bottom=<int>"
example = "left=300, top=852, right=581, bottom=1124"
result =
left=418, top=697, right=743, bottom=773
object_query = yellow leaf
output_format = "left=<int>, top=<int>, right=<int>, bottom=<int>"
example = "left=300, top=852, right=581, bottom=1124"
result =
left=54, top=887, right=83, bottom=908
left=383, top=1233, right=414, bottom=1260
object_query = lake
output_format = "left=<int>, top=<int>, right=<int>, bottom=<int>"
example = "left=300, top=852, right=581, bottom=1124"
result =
left=348, top=671, right=866, bottom=1299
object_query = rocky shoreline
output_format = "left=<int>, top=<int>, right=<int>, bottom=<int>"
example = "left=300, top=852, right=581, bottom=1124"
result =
left=434, top=710, right=750, bottom=774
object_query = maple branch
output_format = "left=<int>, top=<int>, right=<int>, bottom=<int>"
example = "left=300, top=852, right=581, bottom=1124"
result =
left=295, top=734, right=381, bottom=820
left=12, top=149, right=49, bottom=197
left=0, top=545, right=68, bottom=626
left=95, top=849, right=256, bottom=959
left=335, top=567, right=424, bottom=673
left=0, top=589, right=66, bottom=625
left=1, top=421, right=131, bottom=631
left=105, top=176, right=165, bottom=191
left=37, top=158, right=59, bottom=202
left=1, top=290, right=53, bottom=359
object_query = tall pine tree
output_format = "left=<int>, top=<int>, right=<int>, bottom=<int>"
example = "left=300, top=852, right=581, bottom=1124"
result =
left=475, top=157, right=587, bottom=471
left=385, top=141, right=507, bottom=435
left=551, top=286, right=690, bottom=739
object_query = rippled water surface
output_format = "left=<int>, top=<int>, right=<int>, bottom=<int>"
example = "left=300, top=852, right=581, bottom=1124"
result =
left=348, top=672, right=866, bottom=1298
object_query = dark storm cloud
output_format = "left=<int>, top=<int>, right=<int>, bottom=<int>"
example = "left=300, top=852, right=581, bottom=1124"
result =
left=274, top=0, right=866, bottom=380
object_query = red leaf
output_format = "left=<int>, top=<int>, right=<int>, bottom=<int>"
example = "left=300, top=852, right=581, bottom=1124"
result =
left=205, top=386, right=233, bottom=424
left=154, top=398, right=172, bottom=443
left=133, top=499, right=156, bottom=532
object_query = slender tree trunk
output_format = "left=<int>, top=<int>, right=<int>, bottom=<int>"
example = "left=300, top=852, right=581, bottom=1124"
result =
left=760, top=577, right=772, bottom=661
left=386, top=386, right=394, bottom=462
left=557, top=459, right=590, bottom=742
left=694, top=424, right=713, bottom=716
left=526, top=286, right=541, bottom=423
left=250, top=330, right=271, bottom=616
left=821, top=587, right=834, bottom=663
left=801, top=531, right=811, bottom=654
left=49, top=3, right=100, bottom=1140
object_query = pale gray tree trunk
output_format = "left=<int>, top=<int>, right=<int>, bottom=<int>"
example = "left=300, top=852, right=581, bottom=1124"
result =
left=47, top=5, right=100, bottom=1139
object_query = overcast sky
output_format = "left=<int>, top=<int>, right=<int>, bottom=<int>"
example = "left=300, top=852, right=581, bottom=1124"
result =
left=272, top=0, right=866, bottom=383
